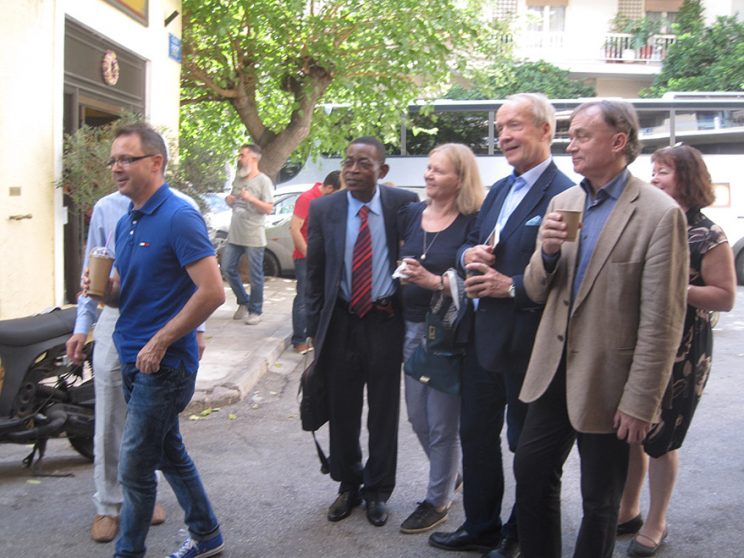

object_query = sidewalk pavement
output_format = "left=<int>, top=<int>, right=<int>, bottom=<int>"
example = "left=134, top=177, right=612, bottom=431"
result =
left=187, top=276, right=306, bottom=414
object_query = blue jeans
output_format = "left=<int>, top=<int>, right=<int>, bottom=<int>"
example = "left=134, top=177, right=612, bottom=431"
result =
left=115, top=364, right=220, bottom=558
left=291, top=258, right=307, bottom=346
left=222, top=242, right=264, bottom=315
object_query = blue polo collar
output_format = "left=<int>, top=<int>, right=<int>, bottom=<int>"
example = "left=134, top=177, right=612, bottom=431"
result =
left=128, top=183, right=171, bottom=216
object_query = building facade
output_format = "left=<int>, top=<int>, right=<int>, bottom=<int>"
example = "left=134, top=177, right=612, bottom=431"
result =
left=0, top=0, right=181, bottom=319
left=484, top=0, right=743, bottom=96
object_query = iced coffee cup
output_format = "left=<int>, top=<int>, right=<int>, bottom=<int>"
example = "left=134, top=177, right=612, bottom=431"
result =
left=557, top=210, right=582, bottom=242
left=88, top=247, right=114, bottom=298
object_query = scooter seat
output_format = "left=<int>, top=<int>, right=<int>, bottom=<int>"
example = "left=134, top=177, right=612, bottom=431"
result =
left=0, top=307, right=78, bottom=347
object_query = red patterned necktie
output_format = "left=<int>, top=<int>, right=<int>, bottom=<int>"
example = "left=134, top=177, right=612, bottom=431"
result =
left=350, top=205, right=373, bottom=317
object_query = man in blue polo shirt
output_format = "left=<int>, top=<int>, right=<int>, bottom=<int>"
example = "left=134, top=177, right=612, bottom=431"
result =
left=88, top=122, right=226, bottom=558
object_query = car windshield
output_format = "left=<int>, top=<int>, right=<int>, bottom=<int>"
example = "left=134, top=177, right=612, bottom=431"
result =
left=201, top=193, right=229, bottom=213
left=271, top=193, right=300, bottom=216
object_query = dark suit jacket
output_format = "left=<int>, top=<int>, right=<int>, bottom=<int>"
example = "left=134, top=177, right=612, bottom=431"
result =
left=457, top=161, right=573, bottom=371
left=305, top=185, right=419, bottom=361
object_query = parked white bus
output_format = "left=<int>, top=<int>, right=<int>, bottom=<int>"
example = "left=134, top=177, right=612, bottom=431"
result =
left=285, top=93, right=744, bottom=282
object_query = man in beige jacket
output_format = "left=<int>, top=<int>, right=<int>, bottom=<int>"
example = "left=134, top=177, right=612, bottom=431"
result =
left=514, top=100, right=688, bottom=558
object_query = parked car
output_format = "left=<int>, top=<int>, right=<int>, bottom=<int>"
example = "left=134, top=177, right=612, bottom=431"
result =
left=203, top=184, right=315, bottom=280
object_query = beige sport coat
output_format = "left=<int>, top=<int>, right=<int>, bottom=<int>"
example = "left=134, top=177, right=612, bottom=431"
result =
left=521, top=174, right=689, bottom=433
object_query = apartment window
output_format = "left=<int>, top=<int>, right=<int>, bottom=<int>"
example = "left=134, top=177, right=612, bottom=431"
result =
left=527, top=5, right=566, bottom=33
left=646, top=0, right=682, bottom=31
left=647, top=11, right=677, bottom=32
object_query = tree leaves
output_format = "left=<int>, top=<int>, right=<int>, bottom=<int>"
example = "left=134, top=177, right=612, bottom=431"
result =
left=643, top=15, right=744, bottom=97
left=181, top=0, right=493, bottom=180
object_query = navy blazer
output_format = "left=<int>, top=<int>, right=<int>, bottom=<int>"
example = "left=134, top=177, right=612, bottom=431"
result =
left=305, top=185, right=419, bottom=361
left=456, top=161, right=573, bottom=370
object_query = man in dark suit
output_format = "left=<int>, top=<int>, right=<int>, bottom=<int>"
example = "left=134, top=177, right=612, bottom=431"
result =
left=305, top=136, right=418, bottom=527
left=429, top=94, right=573, bottom=558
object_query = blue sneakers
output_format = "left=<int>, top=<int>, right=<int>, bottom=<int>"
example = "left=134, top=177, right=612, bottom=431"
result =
left=167, top=532, right=224, bottom=558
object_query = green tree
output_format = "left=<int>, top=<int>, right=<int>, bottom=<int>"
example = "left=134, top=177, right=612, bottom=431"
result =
left=181, top=0, right=491, bottom=180
left=643, top=15, right=744, bottom=96
left=447, top=60, right=595, bottom=100
left=674, top=0, right=705, bottom=34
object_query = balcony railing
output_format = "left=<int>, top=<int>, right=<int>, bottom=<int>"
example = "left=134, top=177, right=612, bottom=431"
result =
left=603, top=33, right=676, bottom=63
left=520, top=30, right=566, bottom=50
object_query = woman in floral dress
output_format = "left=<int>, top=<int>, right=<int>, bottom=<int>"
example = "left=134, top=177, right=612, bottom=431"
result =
left=618, top=145, right=736, bottom=557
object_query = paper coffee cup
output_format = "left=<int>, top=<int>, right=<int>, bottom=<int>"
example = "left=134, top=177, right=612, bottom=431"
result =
left=557, top=210, right=582, bottom=242
left=88, top=247, right=114, bottom=298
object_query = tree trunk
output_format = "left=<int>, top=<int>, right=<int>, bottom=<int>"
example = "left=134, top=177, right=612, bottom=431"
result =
left=232, top=73, right=333, bottom=184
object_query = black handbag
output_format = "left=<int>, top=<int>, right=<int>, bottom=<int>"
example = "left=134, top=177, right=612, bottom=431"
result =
left=404, top=274, right=466, bottom=396
left=299, top=360, right=328, bottom=432
left=298, top=358, right=330, bottom=474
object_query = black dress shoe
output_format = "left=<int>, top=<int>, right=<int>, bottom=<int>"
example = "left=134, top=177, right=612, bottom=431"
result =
left=429, top=526, right=501, bottom=552
left=483, top=537, right=521, bottom=558
left=327, top=491, right=362, bottom=522
left=366, top=499, right=388, bottom=527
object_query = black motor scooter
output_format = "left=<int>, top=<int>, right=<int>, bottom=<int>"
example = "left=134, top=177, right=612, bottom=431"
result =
left=0, top=307, right=94, bottom=472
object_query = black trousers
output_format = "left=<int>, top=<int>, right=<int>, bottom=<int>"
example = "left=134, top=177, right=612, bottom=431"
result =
left=514, top=358, right=630, bottom=558
left=460, top=346, right=529, bottom=541
left=321, top=302, right=404, bottom=502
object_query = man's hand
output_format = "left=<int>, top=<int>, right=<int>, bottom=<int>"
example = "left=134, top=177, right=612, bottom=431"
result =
left=81, top=268, right=105, bottom=302
left=225, top=194, right=236, bottom=207
left=135, top=336, right=169, bottom=374
left=464, top=263, right=513, bottom=298
left=540, top=212, right=570, bottom=255
left=66, top=333, right=87, bottom=365
left=239, top=189, right=254, bottom=203
left=82, top=267, right=120, bottom=306
left=613, top=410, right=652, bottom=445
left=196, top=331, right=206, bottom=361
left=463, top=245, right=496, bottom=267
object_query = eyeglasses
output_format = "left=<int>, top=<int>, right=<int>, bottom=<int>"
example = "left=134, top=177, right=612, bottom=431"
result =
left=106, top=154, right=157, bottom=168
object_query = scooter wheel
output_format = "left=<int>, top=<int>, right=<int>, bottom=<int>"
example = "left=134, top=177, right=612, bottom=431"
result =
left=68, top=435, right=94, bottom=461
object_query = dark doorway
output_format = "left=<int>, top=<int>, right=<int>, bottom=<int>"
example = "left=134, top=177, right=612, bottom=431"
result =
left=62, top=18, right=146, bottom=303
left=62, top=94, right=123, bottom=303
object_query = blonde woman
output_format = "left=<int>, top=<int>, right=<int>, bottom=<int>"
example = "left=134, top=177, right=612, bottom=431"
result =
left=397, top=143, right=484, bottom=533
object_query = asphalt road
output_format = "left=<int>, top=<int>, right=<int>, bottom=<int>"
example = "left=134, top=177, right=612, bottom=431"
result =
left=1, top=288, right=744, bottom=557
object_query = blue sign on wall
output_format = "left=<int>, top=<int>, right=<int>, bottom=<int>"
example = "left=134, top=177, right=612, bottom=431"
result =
left=169, top=34, right=182, bottom=63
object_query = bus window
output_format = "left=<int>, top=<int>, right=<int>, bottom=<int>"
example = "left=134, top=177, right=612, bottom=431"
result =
left=406, top=110, right=490, bottom=155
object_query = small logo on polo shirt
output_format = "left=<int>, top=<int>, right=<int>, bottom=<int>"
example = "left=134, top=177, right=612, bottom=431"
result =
left=139, top=242, right=150, bottom=247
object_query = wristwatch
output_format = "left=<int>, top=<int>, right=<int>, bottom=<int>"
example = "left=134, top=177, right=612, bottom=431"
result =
left=507, top=283, right=516, bottom=298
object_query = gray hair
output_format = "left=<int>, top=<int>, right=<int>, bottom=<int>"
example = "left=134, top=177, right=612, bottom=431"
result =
left=505, top=93, right=557, bottom=141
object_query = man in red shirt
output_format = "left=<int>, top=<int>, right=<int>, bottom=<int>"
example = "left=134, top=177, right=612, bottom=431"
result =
left=290, top=170, right=342, bottom=352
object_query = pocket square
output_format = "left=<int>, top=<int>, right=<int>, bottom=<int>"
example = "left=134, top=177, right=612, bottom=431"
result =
left=525, top=215, right=542, bottom=226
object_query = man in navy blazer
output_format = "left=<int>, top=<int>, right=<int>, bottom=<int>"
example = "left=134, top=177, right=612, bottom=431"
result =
left=429, top=94, right=573, bottom=557
left=305, top=137, right=418, bottom=528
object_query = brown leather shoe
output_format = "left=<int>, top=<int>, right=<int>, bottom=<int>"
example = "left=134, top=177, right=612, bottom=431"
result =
left=293, top=342, right=312, bottom=354
left=151, top=502, right=166, bottom=526
left=91, top=515, right=119, bottom=543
